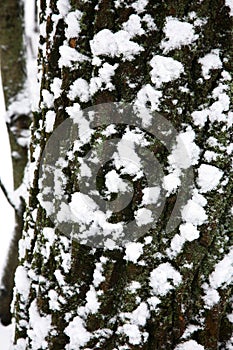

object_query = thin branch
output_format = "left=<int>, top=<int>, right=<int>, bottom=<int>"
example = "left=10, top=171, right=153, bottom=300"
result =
left=0, top=177, right=17, bottom=211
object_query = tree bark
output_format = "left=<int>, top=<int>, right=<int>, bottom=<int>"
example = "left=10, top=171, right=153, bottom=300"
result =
left=13, top=1, right=232, bottom=349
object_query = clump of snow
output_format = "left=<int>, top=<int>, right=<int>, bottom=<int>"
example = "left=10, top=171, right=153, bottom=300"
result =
left=90, top=63, right=118, bottom=95
left=161, top=17, right=198, bottom=53
left=93, top=258, right=106, bottom=287
left=175, top=340, right=205, bottom=350
left=135, top=84, right=162, bottom=111
left=105, top=170, right=129, bottom=194
left=50, top=78, right=62, bottom=99
left=149, top=262, right=182, bottom=296
left=68, top=78, right=90, bottom=102
left=48, top=290, right=60, bottom=311
left=150, top=55, right=184, bottom=88
left=127, top=281, right=141, bottom=293
left=168, top=127, right=200, bottom=170
left=65, top=10, right=82, bottom=39
left=142, top=187, right=160, bottom=205
left=41, top=89, right=54, bottom=108
left=181, top=324, right=201, bottom=339
left=59, top=46, right=89, bottom=68
left=147, top=296, right=161, bottom=310
left=121, top=302, right=150, bottom=327
left=118, top=324, right=143, bottom=345
left=197, top=164, right=223, bottom=193
left=124, top=242, right=143, bottom=263
left=123, top=14, right=145, bottom=37
left=167, top=223, right=200, bottom=258
left=70, top=192, right=98, bottom=224
left=65, top=316, right=91, bottom=349
left=90, top=29, right=144, bottom=61
left=191, top=109, right=209, bottom=127
left=135, top=208, right=153, bottom=226
left=163, top=170, right=181, bottom=195
left=28, top=300, right=51, bottom=350
left=132, top=0, right=149, bottom=13
left=202, top=249, right=233, bottom=308
left=142, top=14, right=157, bottom=30
left=14, top=266, right=30, bottom=302
left=181, top=198, right=207, bottom=226
left=45, top=110, right=56, bottom=133
left=198, top=49, right=222, bottom=79
left=57, top=0, right=70, bottom=17
left=85, top=286, right=100, bottom=314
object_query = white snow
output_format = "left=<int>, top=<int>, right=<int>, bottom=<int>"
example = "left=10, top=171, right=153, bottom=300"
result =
left=191, top=109, right=209, bottom=127
left=27, top=300, right=52, bottom=350
left=131, top=0, right=149, bottom=14
left=147, top=296, right=161, bottom=310
left=150, top=55, right=184, bottom=88
left=70, top=192, right=98, bottom=224
left=90, top=62, right=118, bottom=95
left=59, top=45, right=89, bottom=68
left=167, top=223, right=200, bottom=257
left=41, top=89, right=54, bottom=108
left=168, top=127, right=200, bottom=170
left=198, top=49, right=222, bottom=79
left=14, top=266, right=31, bottom=301
left=181, top=198, right=207, bottom=226
left=197, top=164, right=223, bottom=193
left=129, top=302, right=150, bottom=326
left=65, top=10, right=82, bottom=39
left=57, top=0, right=70, bottom=17
left=175, top=340, right=205, bottom=350
left=122, top=14, right=145, bottom=37
left=135, top=84, right=162, bottom=111
left=149, top=262, right=182, bottom=296
left=105, top=170, right=129, bottom=193
left=127, top=281, right=141, bottom=293
left=135, top=208, right=153, bottom=226
left=161, top=17, right=198, bottom=53
left=50, top=78, right=62, bottom=99
left=68, top=78, right=90, bottom=102
left=118, top=324, right=142, bottom=345
left=163, top=171, right=181, bottom=195
left=202, top=249, right=233, bottom=308
left=65, top=316, right=91, bottom=349
left=0, top=323, right=14, bottom=350
left=225, top=0, right=233, bottom=15
left=141, top=187, right=160, bottom=205
left=93, top=260, right=106, bottom=287
left=48, top=290, right=60, bottom=311
left=45, top=110, right=56, bottom=133
left=85, top=286, right=100, bottom=313
left=124, top=242, right=144, bottom=263
left=90, top=29, right=144, bottom=61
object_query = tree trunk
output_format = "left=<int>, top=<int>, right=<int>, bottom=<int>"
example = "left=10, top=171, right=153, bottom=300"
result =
left=0, top=0, right=33, bottom=326
left=13, top=1, right=232, bottom=349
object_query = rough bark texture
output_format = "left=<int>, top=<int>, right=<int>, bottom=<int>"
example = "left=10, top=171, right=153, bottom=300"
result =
left=13, top=1, right=232, bottom=349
